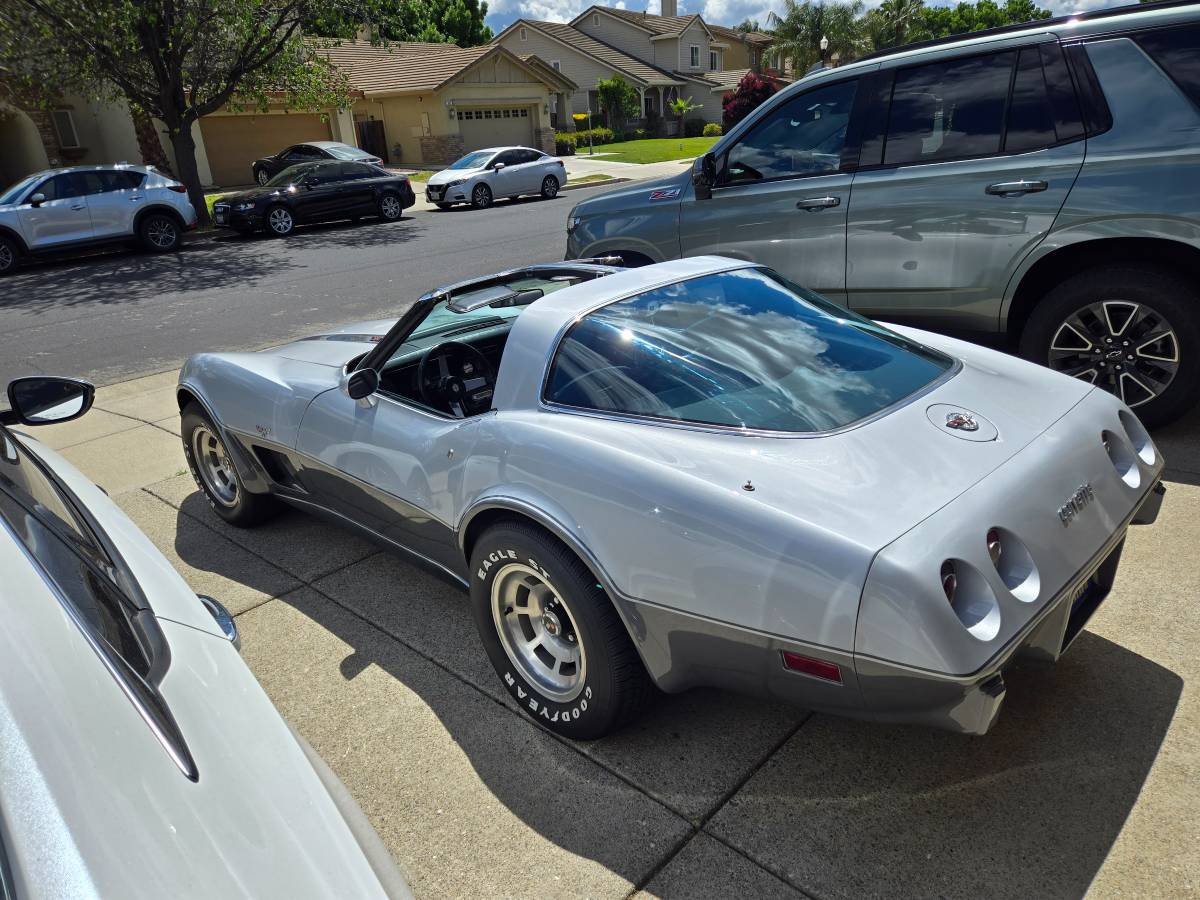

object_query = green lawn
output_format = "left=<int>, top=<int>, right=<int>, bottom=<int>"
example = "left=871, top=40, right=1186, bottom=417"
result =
left=570, top=173, right=615, bottom=185
left=584, top=136, right=718, bottom=164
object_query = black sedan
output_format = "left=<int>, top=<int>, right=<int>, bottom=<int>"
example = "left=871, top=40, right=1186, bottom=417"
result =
left=211, top=161, right=414, bottom=237
left=250, top=141, right=383, bottom=186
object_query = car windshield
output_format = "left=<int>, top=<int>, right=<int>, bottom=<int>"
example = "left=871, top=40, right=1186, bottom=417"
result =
left=265, top=163, right=318, bottom=187
left=324, top=144, right=374, bottom=160
left=0, top=174, right=40, bottom=205
left=384, top=275, right=585, bottom=365
left=447, top=151, right=494, bottom=171
left=545, top=268, right=955, bottom=433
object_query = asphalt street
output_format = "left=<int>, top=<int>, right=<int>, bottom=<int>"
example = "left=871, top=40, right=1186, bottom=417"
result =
left=0, top=186, right=614, bottom=388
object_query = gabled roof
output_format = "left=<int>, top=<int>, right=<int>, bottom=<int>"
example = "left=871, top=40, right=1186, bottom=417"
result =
left=572, top=6, right=724, bottom=44
left=317, top=41, right=568, bottom=95
left=708, top=24, right=774, bottom=46
left=518, top=54, right=579, bottom=92
left=495, top=19, right=681, bottom=87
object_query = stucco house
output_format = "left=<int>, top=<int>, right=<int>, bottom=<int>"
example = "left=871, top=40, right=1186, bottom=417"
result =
left=493, top=2, right=778, bottom=131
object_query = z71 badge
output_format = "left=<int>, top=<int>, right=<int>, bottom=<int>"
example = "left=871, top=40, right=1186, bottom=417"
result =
left=648, top=187, right=681, bottom=201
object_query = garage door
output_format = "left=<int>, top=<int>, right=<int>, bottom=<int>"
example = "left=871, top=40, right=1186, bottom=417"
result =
left=456, top=107, right=534, bottom=153
left=199, top=113, right=331, bottom=187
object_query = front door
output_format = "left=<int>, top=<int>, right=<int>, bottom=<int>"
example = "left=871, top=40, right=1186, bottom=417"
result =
left=489, top=150, right=525, bottom=197
left=291, top=165, right=343, bottom=221
left=678, top=77, right=862, bottom=304
left=845, top=45, right=1085, bottom=329
left=294, top=389, right=479, bottom=573
left=17, top=173, right=93, bottom=249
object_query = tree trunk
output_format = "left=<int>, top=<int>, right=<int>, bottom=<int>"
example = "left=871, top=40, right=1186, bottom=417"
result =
left=130, top=105, right=173, bottom=175
left=168, top=125, right=208, bottom=226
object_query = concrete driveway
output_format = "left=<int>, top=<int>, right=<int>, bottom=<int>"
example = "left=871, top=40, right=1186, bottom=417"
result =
left=20, top=371, right=1200, bottom=899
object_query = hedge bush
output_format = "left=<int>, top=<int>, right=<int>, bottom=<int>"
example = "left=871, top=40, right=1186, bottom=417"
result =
left=683, top=118, right=706, bottom=138
left=555, top=132, right=576, bottom=155
left=702, top=123, right=723, bottom=137
left=571, top=127, right=614, bottom=145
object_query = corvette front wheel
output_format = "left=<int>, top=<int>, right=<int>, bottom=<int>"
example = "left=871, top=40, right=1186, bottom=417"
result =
left=181, top=402, right=279, bottom=527
left=470, top=522, right=653, bottom=739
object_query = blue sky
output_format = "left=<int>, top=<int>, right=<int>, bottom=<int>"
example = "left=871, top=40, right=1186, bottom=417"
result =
left=484, top=0, right=1133, bottom=34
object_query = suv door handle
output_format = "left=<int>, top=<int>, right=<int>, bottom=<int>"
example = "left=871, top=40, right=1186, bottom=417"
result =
left=70, top=204, right=86, bottom=211
left=797, top=196, right=840, bottom=210
left=985, top=180, right=1047, bottom=196
left=129, top=195, right=144, bottom=201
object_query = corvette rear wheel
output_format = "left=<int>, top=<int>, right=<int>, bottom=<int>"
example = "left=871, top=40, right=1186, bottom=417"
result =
left=470, top=522, right=653, bottom=739
left=181, top=402, right=279, bottom=526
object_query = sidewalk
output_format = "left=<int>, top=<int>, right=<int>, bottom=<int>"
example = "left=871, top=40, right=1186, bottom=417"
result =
left=19, top=370, right=1200, bottom=898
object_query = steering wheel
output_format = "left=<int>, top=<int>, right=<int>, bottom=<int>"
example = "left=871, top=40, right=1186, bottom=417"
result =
left=417, top=340, right=496, bottom=418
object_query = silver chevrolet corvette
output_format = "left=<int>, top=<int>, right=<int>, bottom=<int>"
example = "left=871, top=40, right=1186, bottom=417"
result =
left=178, top=257, right=1165, bottom=739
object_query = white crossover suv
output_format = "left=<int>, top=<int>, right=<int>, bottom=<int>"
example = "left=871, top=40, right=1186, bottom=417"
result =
left=0, top=164, right=197, bottom=275
left=0, top=375, right=411, bottom=899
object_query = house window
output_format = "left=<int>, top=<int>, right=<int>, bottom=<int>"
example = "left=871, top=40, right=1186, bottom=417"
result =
left=52, top=110, right=80, bottom=149
left=520, top=109, right=528, bottom=117
left=690, top=46, right=700, bottom=67
left=710, top=50, right=718, bottom=70
left=551, top=60, right=561, bottom=71
left=519, top=26, right=527, bottom=40
left=593, top=14, right=599, bottom=26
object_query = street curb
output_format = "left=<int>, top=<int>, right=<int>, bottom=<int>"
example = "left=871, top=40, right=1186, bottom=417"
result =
left=561, top=178, right=629, bottom=192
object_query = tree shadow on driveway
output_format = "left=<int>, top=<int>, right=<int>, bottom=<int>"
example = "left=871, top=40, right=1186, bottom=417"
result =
left=168, top=489, right=1184, bottom=898
left=0, top=216, right=425, bottom=313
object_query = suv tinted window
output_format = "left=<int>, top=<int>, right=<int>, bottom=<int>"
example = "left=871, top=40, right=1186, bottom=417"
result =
left=885, top=51, right=1014, bottom=165
left=1005, top=48, right=1058, bottom=153
left=545, top=268, right=953, bottom=433
left=724, top=79, right=858, bottom=184
left=80, top=170, right=146, bottom=194
left=0, top=431, right=149, bottom=677
left=35, top=173, right=85, bottom=201
left=1135, top=24, right=1200, bottom=110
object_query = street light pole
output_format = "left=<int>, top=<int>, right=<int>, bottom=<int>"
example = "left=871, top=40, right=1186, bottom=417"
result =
left=820, top=35, right=829, bottom=67
left=587, top=108, right=594, bottom=155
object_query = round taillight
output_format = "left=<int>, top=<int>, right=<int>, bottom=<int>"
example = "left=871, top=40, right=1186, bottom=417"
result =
left=986, top=528, right=1002, bottom=566
left=941, top=560, right=957, bottom=603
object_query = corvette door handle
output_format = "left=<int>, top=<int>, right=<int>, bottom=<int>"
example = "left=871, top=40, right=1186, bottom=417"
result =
left=985, top=180, right=1047, bottom=196
left=796, top=196, right=840, bottom=210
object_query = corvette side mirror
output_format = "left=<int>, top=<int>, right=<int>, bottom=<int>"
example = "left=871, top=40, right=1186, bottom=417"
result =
left=2, top=376, right=94, bottom=426
left=343, top=368, right=379, bottom=400
left=691, top=154, right=716, bottom=201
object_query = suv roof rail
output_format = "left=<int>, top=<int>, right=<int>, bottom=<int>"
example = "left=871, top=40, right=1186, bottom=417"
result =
left=856, top=0, right=1193, bottom=63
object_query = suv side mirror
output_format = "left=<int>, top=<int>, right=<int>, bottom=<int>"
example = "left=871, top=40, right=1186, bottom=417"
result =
left=3, top=376, right=94, bottom=426
left=492, top=162, right=506, bottom=171
left=342, top=367, right=379, bottom=401
left=27, top=192, right=46, bottom=207
left=691, top=154, right=716, bottom=201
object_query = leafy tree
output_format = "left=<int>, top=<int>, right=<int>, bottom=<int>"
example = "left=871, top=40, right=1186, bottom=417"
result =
left=863, top=0, right=927, bottom=52
left=596, top=75, right=640, bottom=131
left=736, top=18, right=761, bottom=32
left=921, top=0, right=1051, bottom=40
left=723, top=72, right=777, bottom=129
left=768, top=0, right=865, bottom=74
left=1, top=0, right=353, bottom=223
left=306, top=0, right=492, bottom=46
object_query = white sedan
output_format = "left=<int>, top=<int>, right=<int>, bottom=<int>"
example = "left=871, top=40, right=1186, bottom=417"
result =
left=424, top=146, right=566, bottom=209
left=0, top=376, right=410, bottom=899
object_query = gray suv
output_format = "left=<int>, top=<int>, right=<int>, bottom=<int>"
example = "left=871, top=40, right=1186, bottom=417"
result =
left=566, top=1, right=1200, bottom=426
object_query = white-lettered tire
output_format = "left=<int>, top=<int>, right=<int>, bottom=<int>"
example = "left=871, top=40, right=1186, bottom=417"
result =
left=541, top=176, right=559, bottom=199
left=181, top=402, right=280, bottom=527
left=0, top=235, right=19, bottom=275
left=470, top=521, right=653, bottom=739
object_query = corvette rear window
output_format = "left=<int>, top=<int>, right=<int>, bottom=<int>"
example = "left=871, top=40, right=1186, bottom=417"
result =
left=544, top=268, right=954, bottom=433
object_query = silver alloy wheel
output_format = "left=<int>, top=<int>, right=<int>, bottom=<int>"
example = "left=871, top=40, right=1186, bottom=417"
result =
left=268, top=207, right=294, bottom=235
left=191, top=423, right=239, bottom=507
left=1048, top=300, right=1180, bottom=408
left=146, top=217, right=177, bottom=249
left=0, top=242, right=13, bottom=272
left=472, top=184, right=490, bottom=208
left=491, top=562, right=586, bottom=702
left=256, top=169, right=270, bottom=185
left=542, top=176, right=558, bottom=198
left=380, top=195, right=402, bottom=219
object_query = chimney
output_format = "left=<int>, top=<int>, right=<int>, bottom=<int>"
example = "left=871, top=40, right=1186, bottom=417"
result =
left=660, top=0, right=676, bottom=17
